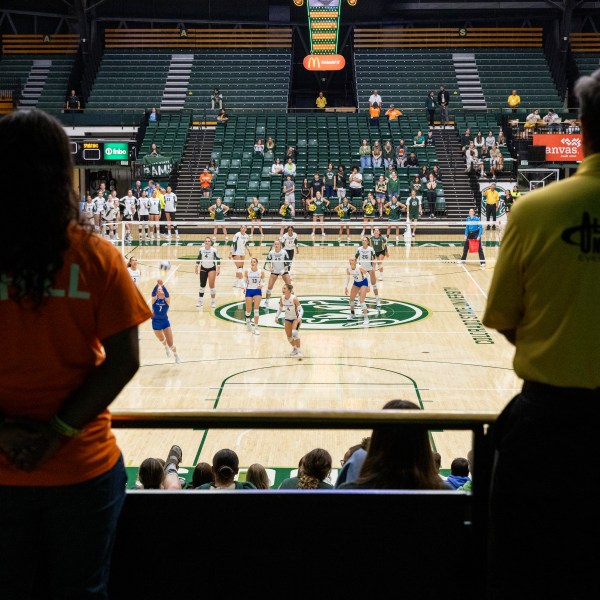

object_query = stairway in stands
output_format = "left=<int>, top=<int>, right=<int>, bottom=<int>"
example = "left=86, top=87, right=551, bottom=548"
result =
left=172, top=126, right=215, bottom=221
left=19, top=59, right=51, bottom=108
left=433, top=129, right=478, bottom=219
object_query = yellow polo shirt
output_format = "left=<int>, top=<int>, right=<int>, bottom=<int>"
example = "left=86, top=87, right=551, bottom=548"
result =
left=482, top=152, right=600, bottom=388
left=507, top=94, right=520, bottom=107
left=316, top=96, right=327, bottom=109
left=484, top=189, right=499, bottom=205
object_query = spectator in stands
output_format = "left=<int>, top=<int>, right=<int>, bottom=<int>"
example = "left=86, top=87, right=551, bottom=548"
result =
left=301, top=177, right=311, bottom=211
left=310, top=172, right=323, bottom=199
left=334, top=164, right=346, bottom=201
left=433, top=452, right=447, bottom=482
left=65, top=89, right=80, bottom=112
left=430, top=164, right=442, bottom=181
left=425, top=130, right=435, bottom=146
left=525, top=109, right=540, bottom=128
left=456, top=450, right=473, bottom=492
left=437, top=85, right=450, bottom=126
left=278, top=448, right=333, bottom=490
left=283, top=158, right=296, bottom=178
left=211, top=87, right=223, bottom=110
left=216, top=108, right=229, bottom=123
left=315, top=91, right=327, bottom=111
left=348, top=166, right=363, bottom=198
left=271, top=157, right=284, bottom=175
left=369, top=102, right=381, bottom=126
left=496, top=130, right=507, bottom=146
left=413, top=130, right=425, bottom=147
left=282, top=175, right=295, bottom=216
left=507, top=89, right=521, bottom=112
left=265, top=136, right=276, bottom=156
left=197, top=449, right=256, bottom=490
left=371, top=140, right=383, bottom=168
left=489, top=144, right=504, bottom=179
left=338, top=400, right=449, bottom=490
left=149, top=142, right=159, bottom=157
left=483, top=181, right=499, bottom=229
left=138, top=445, right=183, bottom=490
left=334, top=437, right=370, bottom=488
left=474, top=131, right=487, bottom=156
left=359, top=138, right=372, bottom=172
left=411, top=175, right=422, bottom=193
left=254, top=139, right=264, bottom=156
left=385, top=104, right=401, bottom=121
left=460, top=128, right=472, bottom=154
left=419, top=165, right=430, bottom=183
left=483, top=71, right=600, bottom=600
left=406, top=152, right=419, bottom=167
left=425, top=90, right=437, bottom=127
left=0, top=109, right=151, bottom=600
left=425, top=173, right=438, bottom=218
left=395, top=139, right=407, bottom=167
left=246, top=463, right=271, bottom=490
left=199, top=167, right=213, bottom=197
left=445, top=457, right=470, bottom=490
left=382, top=139, right=395, bottom=168
left=324, top=162, right=335, bottom=199
left=485, top=130, right=496, bottom=152
left=543, top=108, right=562, bottom=132
left=285, top=145, right=297, bottom=163
left=147, top=106, right=158, bottom=123
left=369, top=89, right=382, bottom=106
left=133, top=179, right=143, bottom=197
left=386, top=169, right=400, bottom=200
left=466, top=148, right=485, bottom=178
left=208, top=157, right=219, bottom=175
left=189, top=461, right=213, bottom=489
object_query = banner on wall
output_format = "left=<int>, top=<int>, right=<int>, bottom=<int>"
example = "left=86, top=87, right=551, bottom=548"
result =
left=532, top=134, right=583, bottom=162
left=142, top=154, right=174, bottom=178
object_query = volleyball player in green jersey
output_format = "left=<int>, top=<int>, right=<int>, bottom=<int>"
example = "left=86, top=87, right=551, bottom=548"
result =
left=386, top=170, right=400, bottom=205
left=208, top=197, right=230, bottom=242
left=406, top=190, right=422, bottom=238
left=333, top=196, right=357, bottom=242
left=370, top=228, right=388, bottom=280
left=384, top=195, right=407, bottom=241
left=361, top=192, right=377, bottom=237
left=309, top=191, right=330, bottom=238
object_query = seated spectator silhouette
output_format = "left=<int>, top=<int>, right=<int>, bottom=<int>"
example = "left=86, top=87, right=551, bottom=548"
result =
left=211, top=88, right=223, bottom=110
left=334, top=437, right=370, bottom=488
left=196, top=449, right=256, bottom=490
left=137, top=445, right=183, bottom=490
left=337, top=399, right=450, bottom=490
left=278, top=448, right=333, bottom=489
left=187, top=461, right=213, bottom=489
left=456, top=450, right=473, bottom=492
left=445, top=457, right=470, bottom=490
left=246, top=463, right=271, bottom=489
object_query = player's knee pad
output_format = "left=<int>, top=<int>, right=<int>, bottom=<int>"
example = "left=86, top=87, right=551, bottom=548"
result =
left=254, top=309, right=260, bottom=319
left=245, top=312, right=251, bottom=318
left=287, top=336, right=294, bottom=343
left=210, top=288, right=216, bottom=294
left=292, top=329, right=300, bottom=339
left=372, top=284, right=378, bottom=291
left=361, top=302, right=368, bottom=311
left=199, top=287, right=205, bottom=294
left=236, top=267, right=244, bottom=274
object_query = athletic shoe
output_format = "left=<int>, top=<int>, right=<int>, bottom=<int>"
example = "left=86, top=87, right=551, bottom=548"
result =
left=174, top=353, right=181, bottom=364
left=290, top=347, right=298, bottom=356
left=321, top=232, right=326, bottom=237
left=165, top=445, right=182, bottom=468
left=150, top=234, right=155, bottom=239
left=347, top=237, right=351, bottom=243
left=338, top=236, right=342, bottom=242
left=246, top=320, right=252, bottom=332
left=210, top=299, right=216, bottom=308
left=253, top=327, right=261, bottom=336
left=492, top=225, right=496, bottom=230
left=481, top=263, right=486, bottom=270
left=347, top=312, right=355, bottom=320
left=164, top=344, right=172, bottom=357
left=166, top=234, right=171, bottom=240
left=296, top=350, right=303, bottom=360
left=176, top=233, right=180, bottom=240
left=396, top=236, right=399, bottom=242
left=196, top=299, right=203, bottom=307
left=376, top=300, right=381, bottom=308
left=363, top=318, right=370, bottom=327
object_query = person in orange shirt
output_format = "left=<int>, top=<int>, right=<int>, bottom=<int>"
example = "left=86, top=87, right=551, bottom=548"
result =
left=199, top=167, right=213, bottom=197
left=385, top=104, right=402, bottom=121
left=370, top=102, right=381, bottom=126
left=0, top=109, right=152, bottom=598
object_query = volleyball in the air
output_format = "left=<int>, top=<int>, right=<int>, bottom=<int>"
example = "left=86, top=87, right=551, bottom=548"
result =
left=160, top=259, right=172, bottom=271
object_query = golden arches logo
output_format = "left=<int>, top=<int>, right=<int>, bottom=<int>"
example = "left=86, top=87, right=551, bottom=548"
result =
left=303, top=54, right=346, bottom=71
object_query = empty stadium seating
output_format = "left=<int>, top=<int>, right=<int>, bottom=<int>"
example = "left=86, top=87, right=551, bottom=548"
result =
left=138, top=111, right=191, bottom=165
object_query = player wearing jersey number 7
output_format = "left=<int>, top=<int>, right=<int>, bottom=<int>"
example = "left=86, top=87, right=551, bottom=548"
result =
left=276, top=284, right=304, bottom=359
left=151, top=281, right=181, bottom=363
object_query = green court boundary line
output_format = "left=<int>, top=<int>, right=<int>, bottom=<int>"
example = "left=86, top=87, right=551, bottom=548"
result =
left=192, top=363, right=431, bottom=466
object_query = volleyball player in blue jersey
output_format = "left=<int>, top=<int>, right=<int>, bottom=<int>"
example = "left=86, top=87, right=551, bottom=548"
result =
left=151, top=280, right=181, bottom=362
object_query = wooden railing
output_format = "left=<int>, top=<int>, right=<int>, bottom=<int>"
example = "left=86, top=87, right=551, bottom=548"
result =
left=354, top=27, right=543, bottom=48
left=571, top=32, right=600, bottom=53
left=104, top=28, right=293, bottom=49
left=2, top=34, right=80, bottom=54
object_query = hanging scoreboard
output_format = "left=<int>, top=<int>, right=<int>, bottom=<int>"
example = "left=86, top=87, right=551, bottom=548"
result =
left=69, top=140, right=135, bottom=166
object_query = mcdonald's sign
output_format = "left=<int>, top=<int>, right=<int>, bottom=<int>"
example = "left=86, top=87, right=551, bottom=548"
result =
left=303, top=54, right=346, bottom=71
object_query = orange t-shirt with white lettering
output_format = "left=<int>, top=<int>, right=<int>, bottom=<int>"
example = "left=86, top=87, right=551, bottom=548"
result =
left=200, top=173, right=213, bottom=189
left=0, top=224, right=152, bottom=486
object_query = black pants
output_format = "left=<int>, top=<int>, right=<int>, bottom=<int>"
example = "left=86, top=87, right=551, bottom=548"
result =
left=426, top=190, right=437, bottom=213
left=487, top=381, right=600, bottom=599
left=485, top=203, right=497, bottom=224
left=460, top=231, right=485, bottom=262
left=427, top=109, right=435, bottom=126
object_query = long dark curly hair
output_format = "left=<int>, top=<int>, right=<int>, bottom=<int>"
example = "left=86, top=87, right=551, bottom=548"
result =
left=0, top=109, right=80, bottom=305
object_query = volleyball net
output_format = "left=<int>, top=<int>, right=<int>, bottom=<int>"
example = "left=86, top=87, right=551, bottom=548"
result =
left=111, top=218, right=503, bottom=266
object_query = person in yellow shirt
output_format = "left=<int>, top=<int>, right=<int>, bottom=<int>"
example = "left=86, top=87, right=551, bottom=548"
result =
left=315, top=91, right=327, bottom=111
left=482, top=69, right=600, bottom=600
left=385, top=104, right=401, bottom=121
left=507, top=89, right=520, bottom=112
left=482, top=181, right=499, bottom=229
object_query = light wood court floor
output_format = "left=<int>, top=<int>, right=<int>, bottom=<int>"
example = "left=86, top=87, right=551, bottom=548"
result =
left=113, top=228, right=520, bottom=473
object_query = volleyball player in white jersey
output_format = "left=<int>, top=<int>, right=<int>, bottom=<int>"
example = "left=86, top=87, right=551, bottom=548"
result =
left=230, top=224, right=252, bottom=292
left=102, top=198, right=120, bottom=242
left=244, top=257, right=264, bottom=335
left=122, top=190, right=138, bottom=243
left=194, top=237, right=221, bottom=308
left=280, top=226, right=299, bottom=274
left=93, top=191, right=106, bottom=233
left=127, top=256, right=141, bottom=285
left=344, top=257, right=371, bottom=326
left=163, top=186, right=179, bottom=241
left=147, top=191, right=161, bottom=239
left=137, top=191, right=150, bottom=240
left=82, top=194, right=95, bottom=227
left=276, top=283, right=304, bottom=359
left=355, top=236, right=381, bottom=308
left=262, top=239, right=291, bottom=309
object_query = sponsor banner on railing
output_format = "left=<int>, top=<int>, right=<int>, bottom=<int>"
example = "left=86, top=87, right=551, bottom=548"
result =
left=142, top=154, right=173, bottom=178
left=303, top=54, right=346, bottom=71
left=533, top=134, right=583, bottom=162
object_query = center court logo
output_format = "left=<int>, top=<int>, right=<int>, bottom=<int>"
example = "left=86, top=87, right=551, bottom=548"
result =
left=215, top=295, right=429, bottom=330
